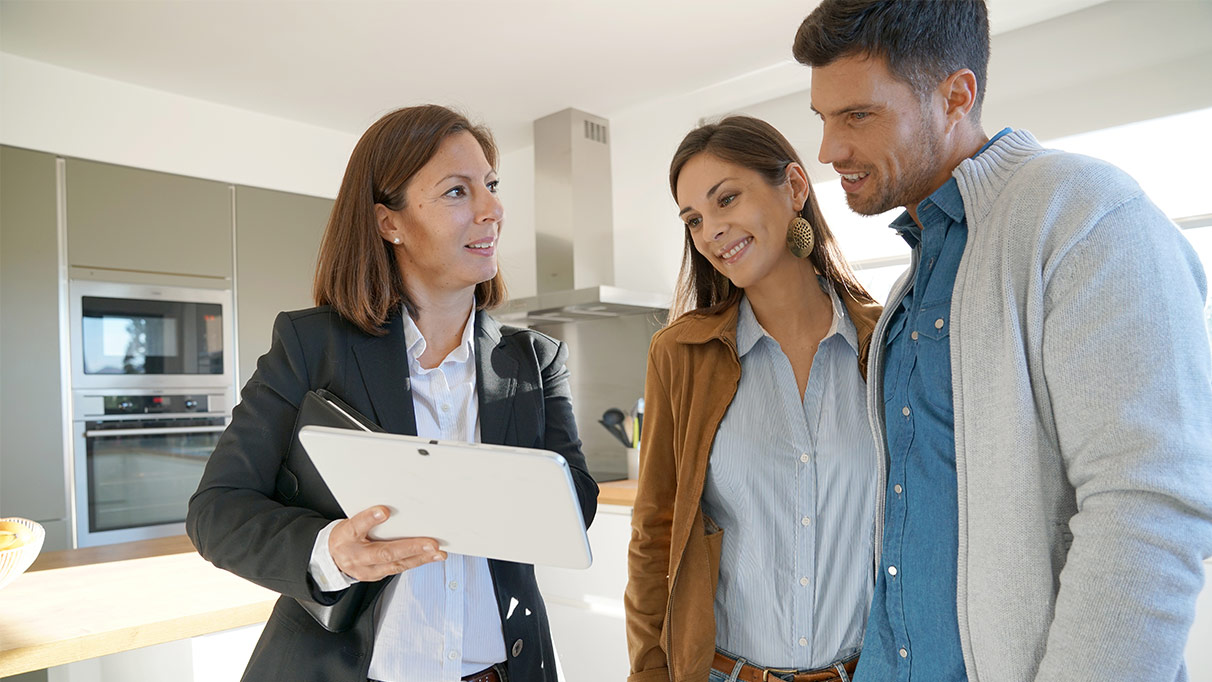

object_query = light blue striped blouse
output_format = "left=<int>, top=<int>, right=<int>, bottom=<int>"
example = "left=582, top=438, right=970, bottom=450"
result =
left=701, top=286, right=877, bottom=670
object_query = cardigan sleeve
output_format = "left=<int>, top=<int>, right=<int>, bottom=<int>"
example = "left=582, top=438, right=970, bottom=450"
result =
left=1033, top=193, right=1212, bottom=680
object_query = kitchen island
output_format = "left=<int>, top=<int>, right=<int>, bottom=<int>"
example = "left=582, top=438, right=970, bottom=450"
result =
left=0, top=480, right=639, bottom=679
left=0, top=536, right=275, bottom=677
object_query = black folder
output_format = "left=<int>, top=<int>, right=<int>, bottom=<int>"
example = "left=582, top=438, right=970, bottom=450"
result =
left=277, top=389, right=388, bottom=633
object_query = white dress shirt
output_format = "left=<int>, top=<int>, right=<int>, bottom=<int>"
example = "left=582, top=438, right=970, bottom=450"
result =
left=308, top=305, right=506, bottom=681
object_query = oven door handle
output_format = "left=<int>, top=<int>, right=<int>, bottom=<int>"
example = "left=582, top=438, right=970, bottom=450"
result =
left=83, top=425, right=228, bottom=438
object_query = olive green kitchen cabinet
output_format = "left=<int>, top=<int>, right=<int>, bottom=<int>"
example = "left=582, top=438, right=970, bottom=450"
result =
left=233, top=186, right=332, bottom=388
left=64, top=159, right=232, bottom=278
left=0, top=146, right=70, bottom=551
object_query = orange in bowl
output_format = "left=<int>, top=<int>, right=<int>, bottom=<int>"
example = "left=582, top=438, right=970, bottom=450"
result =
left=0, top=517, right=45, bottom=591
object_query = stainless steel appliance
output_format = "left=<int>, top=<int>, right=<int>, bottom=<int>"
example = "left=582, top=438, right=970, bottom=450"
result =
left=494, top=108, right=669, bottom=326
left=71, top=389, right=229, bottom=547
left=69, top=280, right=233, bottom=391
left=67, top=279, right=235, bottom=546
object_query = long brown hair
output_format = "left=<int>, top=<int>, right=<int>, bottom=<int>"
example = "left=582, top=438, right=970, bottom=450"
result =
left=667, top=115, right=874, bottom=320
left=313, top=105, right=507, bottom=335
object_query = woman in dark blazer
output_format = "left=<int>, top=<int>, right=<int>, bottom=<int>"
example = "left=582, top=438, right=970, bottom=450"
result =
left=187, top=105, right=598, bottom=682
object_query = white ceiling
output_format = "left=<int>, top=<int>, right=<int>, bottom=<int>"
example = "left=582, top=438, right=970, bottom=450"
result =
left=0, top=0, right=1110, bottom=151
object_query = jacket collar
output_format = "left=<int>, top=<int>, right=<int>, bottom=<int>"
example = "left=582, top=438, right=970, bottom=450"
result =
left=351, top=307, right=517, bottom=445
left=667, top=288, right=881, bottom=380
left=351, top=308, right=419, bottom=435
left=667, top=301, right=741, bottom=348
left=474, top=309, right=516, bottom=446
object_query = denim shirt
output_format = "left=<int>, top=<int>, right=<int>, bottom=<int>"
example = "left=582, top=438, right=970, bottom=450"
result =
left=854, top=130, right=1009, bottom=682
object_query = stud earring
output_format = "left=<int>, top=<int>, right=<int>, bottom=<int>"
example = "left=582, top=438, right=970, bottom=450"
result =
left=393, top=237, right=401, bottom=244
left=786, top=215, right=815, bottom=258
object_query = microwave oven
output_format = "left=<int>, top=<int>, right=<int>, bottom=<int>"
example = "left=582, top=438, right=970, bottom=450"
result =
left=68, top=280, right=235, bottom=391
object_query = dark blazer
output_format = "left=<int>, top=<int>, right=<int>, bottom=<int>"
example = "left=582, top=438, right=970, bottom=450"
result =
left=186, top=305, right=598, bottom=682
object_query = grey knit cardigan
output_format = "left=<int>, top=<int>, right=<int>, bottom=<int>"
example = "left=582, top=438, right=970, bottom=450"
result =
left=866, top=129, right=1212, bottom=681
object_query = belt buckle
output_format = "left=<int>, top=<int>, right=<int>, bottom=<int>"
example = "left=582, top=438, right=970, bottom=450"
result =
left=761, top=667, right=797, bottom=682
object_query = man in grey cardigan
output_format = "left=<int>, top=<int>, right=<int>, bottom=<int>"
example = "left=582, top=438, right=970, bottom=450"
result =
left=793, top=1, right=1212, bottom=681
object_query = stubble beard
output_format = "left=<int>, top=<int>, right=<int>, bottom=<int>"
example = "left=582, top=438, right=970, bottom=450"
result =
left=847, top=114, right=945, bottom=217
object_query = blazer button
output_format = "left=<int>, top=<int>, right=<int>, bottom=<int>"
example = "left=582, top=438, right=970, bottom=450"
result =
left=512, top=639, right=523, bottom=657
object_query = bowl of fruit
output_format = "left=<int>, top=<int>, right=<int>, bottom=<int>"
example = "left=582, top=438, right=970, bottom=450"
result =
left=0, top=517, right=45, bottom=591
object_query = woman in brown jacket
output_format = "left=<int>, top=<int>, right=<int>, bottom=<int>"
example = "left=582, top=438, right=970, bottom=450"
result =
left=624, top=116, right=882, bottom=682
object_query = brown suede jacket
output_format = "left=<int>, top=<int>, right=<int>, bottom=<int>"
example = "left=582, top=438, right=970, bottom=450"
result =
left=623, top=292, right=881, bottom=682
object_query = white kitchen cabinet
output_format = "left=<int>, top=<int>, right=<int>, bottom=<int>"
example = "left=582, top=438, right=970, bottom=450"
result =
left=43, top=624, right=263, bottom=682
left=536, top=503, right=633, bottom=682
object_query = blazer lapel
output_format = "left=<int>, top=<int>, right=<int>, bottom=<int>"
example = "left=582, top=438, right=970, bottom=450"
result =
left=476, top=310, right=517, bottom=445
left=351, top=311, right=418, bottom=436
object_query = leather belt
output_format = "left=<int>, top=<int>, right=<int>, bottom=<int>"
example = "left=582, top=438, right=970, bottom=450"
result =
left=461, top=664, right=505, bottom=682
left=711, top=651, right=859, bottom=682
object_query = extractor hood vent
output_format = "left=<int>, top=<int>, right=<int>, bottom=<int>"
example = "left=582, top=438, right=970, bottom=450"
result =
left=583, top=120, right=608, bottom=144
left=501, top=108, right=669, bottom=326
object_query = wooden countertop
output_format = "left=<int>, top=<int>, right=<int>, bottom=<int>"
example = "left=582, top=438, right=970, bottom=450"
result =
left=0, top=482, right=635, bottom=676
left=596, top=478, right=637, bottom=507
left=0, top=540, right=275, bottom=676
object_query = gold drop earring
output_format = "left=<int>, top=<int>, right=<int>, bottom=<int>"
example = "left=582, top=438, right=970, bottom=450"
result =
left=786, top=213, right=815, bottom=258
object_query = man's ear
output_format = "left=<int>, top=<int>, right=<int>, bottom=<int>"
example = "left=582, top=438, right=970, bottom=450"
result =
left=939, top=68, right=979, bottom=133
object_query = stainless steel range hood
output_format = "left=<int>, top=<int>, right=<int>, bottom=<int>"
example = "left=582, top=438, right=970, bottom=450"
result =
left=495, top=108, right=669, bottom=326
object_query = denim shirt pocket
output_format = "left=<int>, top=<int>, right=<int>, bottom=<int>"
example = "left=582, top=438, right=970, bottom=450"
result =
left=916, top=300, right=951, bottom=342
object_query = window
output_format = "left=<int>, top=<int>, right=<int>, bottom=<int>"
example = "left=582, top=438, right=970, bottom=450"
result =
left=815, top=106, right=1212, bottom=310
left=1179, top=223, right=1212, bottom=349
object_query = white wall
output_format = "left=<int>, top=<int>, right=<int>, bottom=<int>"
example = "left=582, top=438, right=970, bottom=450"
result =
left=496, top=144, right=538, bottom=299
left=0, top=52, right=356, bottom=199
left=6, top=0, right=1210, bottom=299
left=607, top=98, right=704, bottom=299
left=0, top=51, right=546, bottom=299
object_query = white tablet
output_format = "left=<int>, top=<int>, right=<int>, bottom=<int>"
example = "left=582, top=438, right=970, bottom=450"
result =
left=297, top=425, right=593, bottom=570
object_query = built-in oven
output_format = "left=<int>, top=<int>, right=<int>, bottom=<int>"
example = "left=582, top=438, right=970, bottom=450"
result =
left=72, top=389, right=230, bottom=547
left=66, top=278, right=236, bottom=546
left=68, top=280, right=234, bottom=391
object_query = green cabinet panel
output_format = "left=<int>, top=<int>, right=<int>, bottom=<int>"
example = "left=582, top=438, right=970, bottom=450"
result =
left=65, top=159, right=232, bottom=278
left=0, top=146, right=69, bottom=545
left=234, top=186, right=331, bottom=387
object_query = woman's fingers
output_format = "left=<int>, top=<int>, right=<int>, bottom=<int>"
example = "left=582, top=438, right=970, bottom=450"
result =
left=339, top=505, right=391, bottom=541
left=329, top=506, right=446, bottom=581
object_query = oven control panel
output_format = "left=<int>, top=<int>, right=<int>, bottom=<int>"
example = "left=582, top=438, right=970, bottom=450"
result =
left=103, top=394, right=210, bottom=414
left=73, top=389, right=231, bottom=420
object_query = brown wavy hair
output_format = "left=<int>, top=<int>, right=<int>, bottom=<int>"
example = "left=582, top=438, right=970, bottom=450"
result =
left=667, top=115, right=874, bottom=320
left=313, top=105, right=506, bottom=335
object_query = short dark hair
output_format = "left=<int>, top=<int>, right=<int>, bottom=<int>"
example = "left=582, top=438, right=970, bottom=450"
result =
left=313, top=105, right=506, bottom=335
left=793, top=0, right=990, bottom=119
left=667, top=115, right=875, bottom=320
